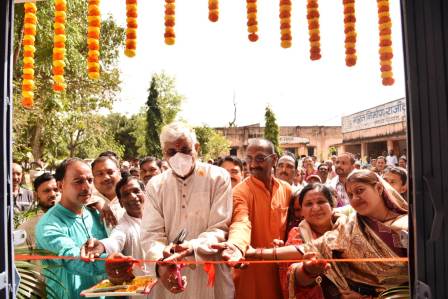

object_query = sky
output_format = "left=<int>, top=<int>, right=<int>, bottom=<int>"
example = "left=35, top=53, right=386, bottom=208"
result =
left=101, top=0, right=405, bottom=127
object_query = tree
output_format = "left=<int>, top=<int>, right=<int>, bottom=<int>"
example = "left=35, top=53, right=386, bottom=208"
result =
left=12, top=0, right=125, bottom=163
left=264, top=105, right=281, bottom=155
left=195, top=126, right=230, bottom=162
left=145, top=77, right=163, bottom=157
left=105, top=113, right=139, bottom=160
left=144, top=72, right=184, bottom=157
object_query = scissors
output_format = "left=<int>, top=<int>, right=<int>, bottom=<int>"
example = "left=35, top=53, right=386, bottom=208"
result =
left=170, top=229, right=188, bottom=290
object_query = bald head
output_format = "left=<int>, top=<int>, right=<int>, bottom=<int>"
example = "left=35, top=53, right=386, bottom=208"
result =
left=247, top=138, right=275, bottom=154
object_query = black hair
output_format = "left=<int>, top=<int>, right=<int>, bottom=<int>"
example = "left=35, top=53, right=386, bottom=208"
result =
left=115, top=172, right=145, bottom=200
left=91, top=156, right=120, bottom=171
left=383, top=166, right=407, bottom=185
left=98, top=150, right=119, bottom=159
left=33, top=172, right=55, bottom=191
left=298, top=183, right=335, bottom=207
left=55, top=158, right=85, bottom=181
left=139, top=156, right=159, bottom=169
left=218, top=155, right=243, bottom=171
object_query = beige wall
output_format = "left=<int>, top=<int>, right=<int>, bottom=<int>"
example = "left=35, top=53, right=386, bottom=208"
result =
left=215, top=125, right=342, bottom=161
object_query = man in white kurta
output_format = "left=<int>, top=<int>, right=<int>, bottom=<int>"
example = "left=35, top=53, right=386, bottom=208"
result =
left=141, top=121, right=234, bottom=299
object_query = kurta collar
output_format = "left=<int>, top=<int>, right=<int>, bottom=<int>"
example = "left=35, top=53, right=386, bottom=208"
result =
left=54, top=203, right=89, bottom=220
left=249, top=175, right=279, bottom=192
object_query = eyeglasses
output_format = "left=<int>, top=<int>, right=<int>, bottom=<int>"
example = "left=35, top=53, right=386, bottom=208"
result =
left=245, top=153, right=275, bottom=164
left=165, top=147, right=192, bottom=157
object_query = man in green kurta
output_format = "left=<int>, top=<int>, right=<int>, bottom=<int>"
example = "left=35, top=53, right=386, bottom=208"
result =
left=36, top=158, right=108, bottom=298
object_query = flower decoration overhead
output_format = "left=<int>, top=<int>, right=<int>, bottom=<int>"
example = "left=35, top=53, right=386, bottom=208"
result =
left=307, top=0, right=321, bottom=60
left=377, top=0, right=394, bottom=85
left=87, top=0, right=101, bottom=79
left=52, top=0, right=67, bottom=92
left=246, top=0, right=258, bottom=42
left=279, top=0, right=292, bottom=48
left=125, top=0, right=137, bottom=57
left=343, top=0, right=357, bottom=67
left=208, top=0, right=219, bottom=22
left=164, top=0, right=176, bottom=45
left=22, top=2, right=37, bottom=109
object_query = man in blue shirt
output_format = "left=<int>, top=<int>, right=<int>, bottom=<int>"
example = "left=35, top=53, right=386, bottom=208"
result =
left=36, top=158, right=108, bottom=298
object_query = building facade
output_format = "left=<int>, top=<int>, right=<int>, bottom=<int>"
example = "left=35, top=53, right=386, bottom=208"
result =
left=215, top=124, right=342, bottom=161
left=337, top=98, right=407, bottom=162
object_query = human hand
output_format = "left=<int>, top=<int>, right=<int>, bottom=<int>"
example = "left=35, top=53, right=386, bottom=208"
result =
left=80, top=238, right=105, bottom=262
left=272, top=239, right=284, bottom=247
left=302, top=252, right=329, bottom=277
left=100, top=203, right=117, bottom=227
left=210, top=242, right=247, bottom=268
left=163, top=241, right=194, bottom=261
left=105, top=253, right=136, bottom=285
left=157, top=261, right=187, bottom=293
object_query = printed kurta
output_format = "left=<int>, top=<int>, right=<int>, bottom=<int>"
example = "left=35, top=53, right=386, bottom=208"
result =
left=229, top=176, right=292, bottom=299
left=141, top=162, right=234, bottom=299
left=36, top=204, right=108, bottom=299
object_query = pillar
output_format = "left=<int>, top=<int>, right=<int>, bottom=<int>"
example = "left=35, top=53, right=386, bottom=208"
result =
left=361, top=142, right=368, bottom=162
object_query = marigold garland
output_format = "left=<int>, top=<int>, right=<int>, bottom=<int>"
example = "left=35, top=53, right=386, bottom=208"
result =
left=52, top=0, right=67, bottom=92
left=125, top=0, right=137, bottom=57
left=22, top=2, right=37, bottom=109
left=377, top=0, right=394, bottom=85
left=306, top=0, right=321, bottom=60
left=343, top=0, right=357, bottom=66
left=279, top=0, right=292, bottom=48
left=87, top=0, right=101, bottom=79
left=208, top=0, right=219, bottom=22
left=246, top=0, right=258, bottom=42
left=164, top=0, right=176, bottom=45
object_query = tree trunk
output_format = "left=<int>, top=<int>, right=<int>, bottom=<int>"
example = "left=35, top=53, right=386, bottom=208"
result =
left=31, top=122, right=43, bottom=162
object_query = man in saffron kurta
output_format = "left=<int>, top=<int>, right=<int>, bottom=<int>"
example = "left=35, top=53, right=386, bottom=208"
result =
left=213, top=138, right=292, bottom=299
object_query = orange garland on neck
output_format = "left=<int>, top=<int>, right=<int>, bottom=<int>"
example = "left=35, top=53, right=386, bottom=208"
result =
left=52, top=0, right=67, bottom=92
left=306, top=0, right=321, bottom=60
left=208, top=0, right=219, bottom=22
left=164, top=0, right=176, bottom=45
left=279, top=0, right=292, bottom=48
left=343, top=0, right=357, bottom=66
left=125, top=0, right=137, bottom=57
left=87, top=0, right=101, bottom=79
left=377, top=0, right=394, bottom=85
left=246, top=0, right=258, bottom=42
left=22, top=2, right=37, bottom=109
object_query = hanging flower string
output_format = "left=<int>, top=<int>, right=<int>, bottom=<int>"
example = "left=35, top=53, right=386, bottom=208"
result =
left=343, top=0, right=357, bottom=66
left=22, top=2, right=37, bottom=109
left=125, top=0, right=137, bottom=57
left=164, top=0, right=176, bottom=45
left=306, top=0, right=321, bottom=60
left=87, top=0, right=100, bottom=79
left=52, top=0, right=67, bottom=92
left=279, top=0, right=292, bottom=48
left=377, top=0, right=394, bottom=85
left=246, top=0, right=258, bottom=42
left=208, top=0, right=219, bottom=22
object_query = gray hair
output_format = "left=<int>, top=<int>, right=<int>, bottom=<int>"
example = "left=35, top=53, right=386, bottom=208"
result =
left=160, top=121, right=198, bottom=148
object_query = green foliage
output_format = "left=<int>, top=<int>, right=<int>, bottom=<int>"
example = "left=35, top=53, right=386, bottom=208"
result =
left=105, top=113, right=139, bottom=160
left=144, top=72, right=184, bottom=157
left=264, top=105, right=281, bottom=155
left=328, top=146, right=337, bottom=156
left=12, top=0, right=125, bottom=162
left=145, top=77, right=163, bottom=157
left=194, top=126, right=230, bottom=161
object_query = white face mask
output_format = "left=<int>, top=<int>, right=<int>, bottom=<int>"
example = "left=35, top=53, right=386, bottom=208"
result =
left=168, top=153, right=194, bottom=177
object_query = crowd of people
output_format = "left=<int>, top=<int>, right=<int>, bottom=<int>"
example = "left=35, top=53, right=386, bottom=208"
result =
left=12, top=121, right=409, bottom=299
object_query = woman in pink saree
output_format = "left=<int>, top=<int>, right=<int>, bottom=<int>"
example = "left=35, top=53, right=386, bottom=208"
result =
left=246, top=170, right=409, bottom=298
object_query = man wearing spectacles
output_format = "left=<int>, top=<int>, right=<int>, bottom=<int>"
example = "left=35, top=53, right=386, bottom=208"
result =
left=140, top=121, right=234, bottom=298
left=212, top=138, right=292, bottom=299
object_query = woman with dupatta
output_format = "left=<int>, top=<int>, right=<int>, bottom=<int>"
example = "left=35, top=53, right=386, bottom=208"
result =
left=246, top=170, right=409, bottom=298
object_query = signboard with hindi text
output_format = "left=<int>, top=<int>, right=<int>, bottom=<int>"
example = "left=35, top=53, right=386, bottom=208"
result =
left=341, top=98, right=406, bottom=133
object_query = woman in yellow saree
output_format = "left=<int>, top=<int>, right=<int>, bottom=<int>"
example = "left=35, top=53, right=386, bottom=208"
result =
left=246, top=170, right=409, bottom=298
